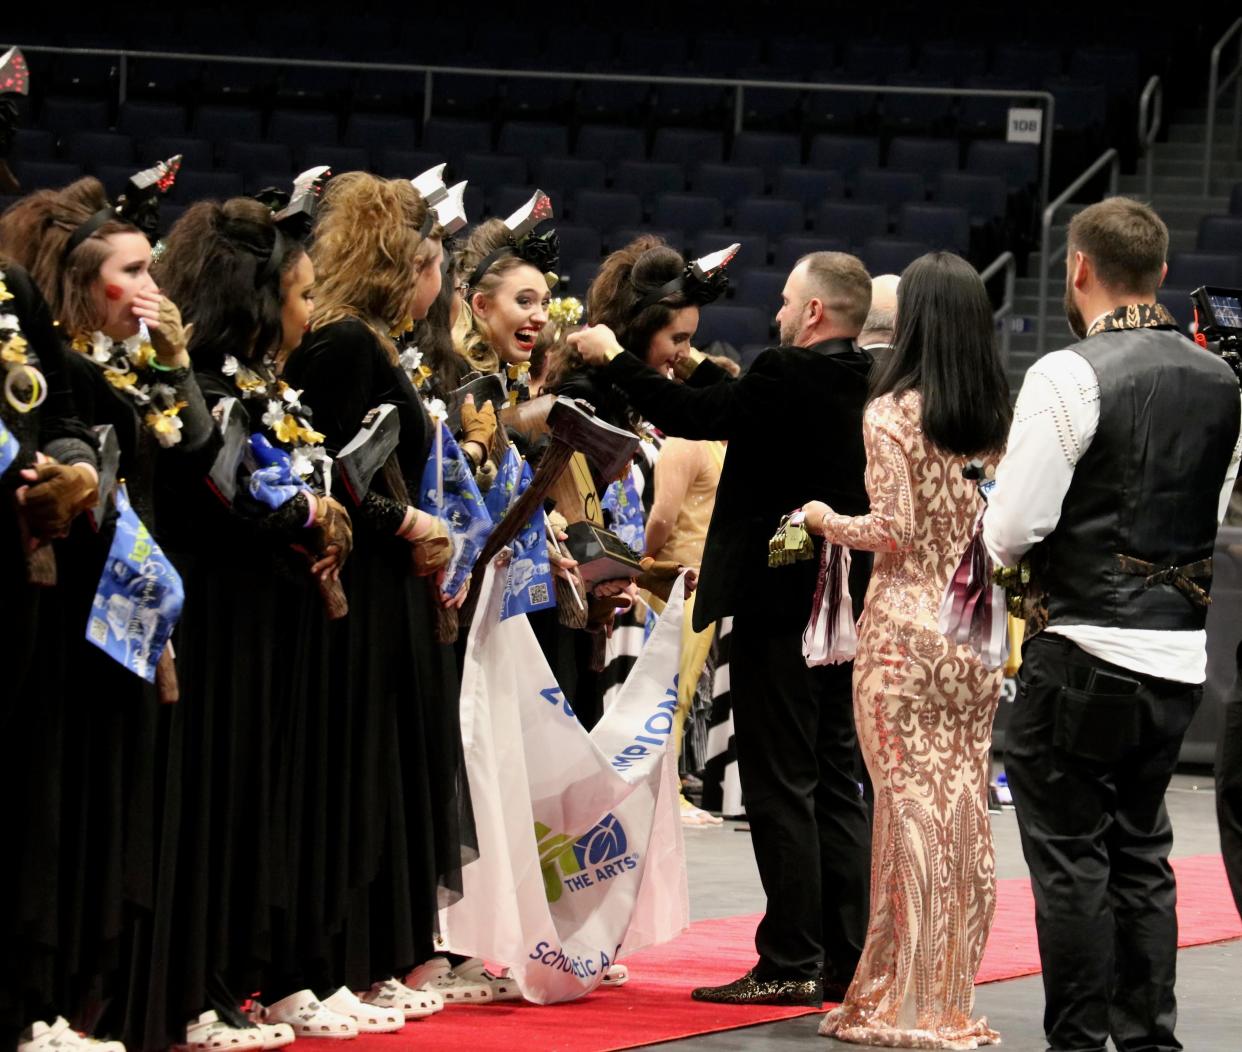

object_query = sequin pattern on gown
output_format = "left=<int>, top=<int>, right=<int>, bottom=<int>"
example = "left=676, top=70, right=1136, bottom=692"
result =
left=815, top=391, right=1003, bottom=1049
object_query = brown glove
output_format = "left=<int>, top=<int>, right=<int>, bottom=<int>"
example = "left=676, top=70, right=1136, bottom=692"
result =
left=148, top=295, right=193, bottom=368
left=20, top=460, right=98, bottom=539
left=411, top=515, right=453, bottom=576
left=307, top=494, right=353, bottom=566
left=460, top=398, right=498, bottom=449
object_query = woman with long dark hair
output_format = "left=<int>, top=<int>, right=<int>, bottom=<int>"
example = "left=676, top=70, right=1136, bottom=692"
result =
left=801, top=252, right=1011, bottom=1049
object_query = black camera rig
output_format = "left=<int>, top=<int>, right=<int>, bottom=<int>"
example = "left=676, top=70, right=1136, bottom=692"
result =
left=1192, top=285, right=1242, bottom=384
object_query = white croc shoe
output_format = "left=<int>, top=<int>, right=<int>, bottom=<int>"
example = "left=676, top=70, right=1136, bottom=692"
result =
left=359, top=978, right=443, bottom=1019
left=451, top=958, right=523, bottom=1001
left=601, top=963, right=630, bottom=987
left=249, top=1020, right=294, bottom=1051
left=177, top=1011, right=265, bottom=1052
left=255, top=991, right=357, bottom=1040
left=322, top=988, right=404, bottom=1034
left=405, top=957, right=493, bottom=1004
left=19, top=1018, right=113, bottom=1052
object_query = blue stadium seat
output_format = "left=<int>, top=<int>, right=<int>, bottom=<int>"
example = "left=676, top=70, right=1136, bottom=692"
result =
left=62, top=131, right=135, bottom=171
left=574, top=189, right=643, bottom=230
left=576, top=125, right=646, bottom=167
left=693, top=229, right=769, bottom=268
left=696, top=34, right=763, bottom=74
left=170, top=170, right=245, bottom=203
left=654, top=78, right=726, bottom=126
left=117, top=101, right=188, bottom=139
left=1068, top=48, right=1140, bottom=98
left=353, top=69, right=424, bottom=112
left=740, top=77, right=805, bottom=130
left=694, top=304, right=772, bottom=348
left=431, top=71, right=502, bottom=118
left=95, top=164, right=140, bottom=200
left=860, top=238, right=930, bottom=275
left=1043, top=77, right=1108, bottom=131
left=576, top=80, right=650, bottom=124
left=422, top=119, right=492, bottom=161
left=222, top=141, right=293, bottom=180
left=194, top=105, right=265, bottom=145
left=774, top=236, right=852, bottom=271
left=294, top=145, right=369, bottom=175
left=619, top=32, right=690, bottom=70
left=652, top=192, right=726, bottom=232
left=693, top=164, right=765, bottom=208
left=268, top=109, right=339, bottom=146
left=13, top=129, right=55, bottom=162
left=12, top=160, right=83, bottom=190
left=730, top=132, right=801, bottom=182
left=459, top=153, right=529, bottom=190
left=613, top=161, right=686, bottom=204
left=814, top=201, right=889, bottom=244
left=502, top=76, right=576, bottom=120
left=611, top=228, right=688, bottom=254
left=1230, top=184, right=1242, bottom=216
left=39, top=97, right=109, bottom=136
left=146, top=137, right=215, bottom=172
left=730, top=267, right=788, bottom=310
left=652, top=128, right=725, bottom=168
left=882, top=75, right=955, bottom=129
left=1156, top=287, right=1195, bottom=333
left=853, top=169, right=926, bottom=214
left=966, top=141, right=1039, bottom=189
left=958, top=76, right=1022, bottom=134
left=844, top=41, right=912, bottom=78
left=808, top=135, right=880, bottom=180
left=535, top=157, right=608, bottom=197
left=733, top=198, right=805, bottom=239
left=768, top=37, right=835, bottom=78
left=489, top=184, right=539, bottom=219
left=498, top=122, right=571, bottom=159
left=897, top=204, right=971, bottom=254
left=917, top=43, right=987, bottom=82
left=934, top=172, right=1009, bottom=222
left=376, top=149, right=446, bottom=179
left=1166, top=252, right=1242, bottom=290
left=886, top=137, right=959, bottom=179
left=555, top=223, right=604, bottom=272
left=344, top=114, right=419, bottom=155
left=993, top=45, right=1063, bottom=86
left=775, top=167, right=845, bottom=210
left=805, top=78, right=880, bottom=131
left=128, top=57, right=201, bottom=100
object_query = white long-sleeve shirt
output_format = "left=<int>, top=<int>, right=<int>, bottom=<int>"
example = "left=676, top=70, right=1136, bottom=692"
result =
left=983, top=346, right=1242, bottom=684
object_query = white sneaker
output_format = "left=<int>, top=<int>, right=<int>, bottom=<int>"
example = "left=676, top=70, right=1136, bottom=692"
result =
left=19, top=1018, right=110, bottom=1052
left=359, top=978, right=443, bottom=1019
left=321, top=988, right=404, bottom=1034
left=451, top=958, right=523, bottom=1001
left=176, top=1011, right=265, bottom=1052
left=405, top=957, right=493, bottom=1004
left=254, top=991, right=357, bottom=1040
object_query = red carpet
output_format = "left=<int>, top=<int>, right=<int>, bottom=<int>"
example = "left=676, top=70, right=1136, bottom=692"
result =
left=337, top=853, right=1240, bottom=1052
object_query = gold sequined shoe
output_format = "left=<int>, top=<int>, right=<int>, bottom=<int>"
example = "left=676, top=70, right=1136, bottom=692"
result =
left=690, top=968, right=822, bottom=1006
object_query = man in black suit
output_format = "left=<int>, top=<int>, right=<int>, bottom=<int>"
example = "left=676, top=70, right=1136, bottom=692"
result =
left=569, top=252, right=873, bottom=1006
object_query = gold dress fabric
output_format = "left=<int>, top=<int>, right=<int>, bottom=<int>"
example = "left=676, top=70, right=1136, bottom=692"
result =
left=816, top=391, right=1003, bottom=1049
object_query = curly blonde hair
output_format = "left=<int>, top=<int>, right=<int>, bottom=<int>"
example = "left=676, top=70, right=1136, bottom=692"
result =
left=309, top=172, right=443, bottom=358
left=0, top=177, right=142, bottom=337
left=451, top=217, right=543, bottom=375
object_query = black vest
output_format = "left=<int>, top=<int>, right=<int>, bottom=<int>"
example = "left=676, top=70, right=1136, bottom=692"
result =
left=1038, top=327, right=1239, bottom=632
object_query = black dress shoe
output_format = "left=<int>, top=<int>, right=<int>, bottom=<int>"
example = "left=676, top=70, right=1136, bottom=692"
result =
left=690, top=968, right=823, bottom=1006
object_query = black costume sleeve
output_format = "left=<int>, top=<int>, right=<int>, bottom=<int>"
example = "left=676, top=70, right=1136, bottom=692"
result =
left=601, top=348, right=785, bottom=442
left=284, top=321, right=412, bottom=535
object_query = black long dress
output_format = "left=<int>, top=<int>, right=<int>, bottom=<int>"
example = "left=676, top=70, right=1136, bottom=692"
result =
left=2, top=268, right=216, bottom=1049
left=0, top=265, right=98, bottom=1047
left=119, top=351, right=335, bottom=1050
left=281, top=318, right=473, bottom=994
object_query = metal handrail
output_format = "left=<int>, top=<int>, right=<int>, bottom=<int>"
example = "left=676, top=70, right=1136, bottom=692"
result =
left=980, top=250, right=1016, bottom=367
left=4, top=41, right=1057, bottom=218
left=1203, top=16, right=1242, bottom=195
left=1138, top=75, right=1162, bottom=199
left=1036, top=148, right=1120, bottom=354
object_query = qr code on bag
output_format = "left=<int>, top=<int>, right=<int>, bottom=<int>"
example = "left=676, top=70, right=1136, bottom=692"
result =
left=88, top=617, right=108, bottom=644
left=528, top=583, right=549, bottom=605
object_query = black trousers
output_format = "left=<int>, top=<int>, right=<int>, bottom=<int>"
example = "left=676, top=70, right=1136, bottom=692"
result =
left=729, top=616, right=871, bottom=985
left=1215, top=647, right=1242, bottom=919
left=1006, top=634, right=1200, bottom=1052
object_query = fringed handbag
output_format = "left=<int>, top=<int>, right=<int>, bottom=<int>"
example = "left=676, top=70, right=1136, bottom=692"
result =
left=803, top=542, right=858, bottom=666
left=938, top=508, right=1008, bottom=669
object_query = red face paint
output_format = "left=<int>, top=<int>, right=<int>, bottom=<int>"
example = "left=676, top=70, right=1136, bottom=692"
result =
left=104, top=283, right=124, bottom=301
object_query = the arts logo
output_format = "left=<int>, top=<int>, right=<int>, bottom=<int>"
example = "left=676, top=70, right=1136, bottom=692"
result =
left=536, top=813, right=638, bottom=903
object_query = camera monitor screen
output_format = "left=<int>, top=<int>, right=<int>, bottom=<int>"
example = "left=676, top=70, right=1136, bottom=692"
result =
left=1208, top=292, right=1242, bottom=331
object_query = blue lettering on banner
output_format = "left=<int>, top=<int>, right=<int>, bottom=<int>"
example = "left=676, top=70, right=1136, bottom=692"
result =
left=526, top=941, right=624, bottom=981
left=610, top=675, right=679, bottom=770
left=540, top=685, right=575, bottom=718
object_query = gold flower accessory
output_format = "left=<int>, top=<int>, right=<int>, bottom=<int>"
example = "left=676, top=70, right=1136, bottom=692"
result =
left=0, top=331, right=27, bottom=365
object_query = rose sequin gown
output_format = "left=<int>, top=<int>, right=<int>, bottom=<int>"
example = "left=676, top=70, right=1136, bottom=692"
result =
left=816, top=391, right=1002, bottom=1050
